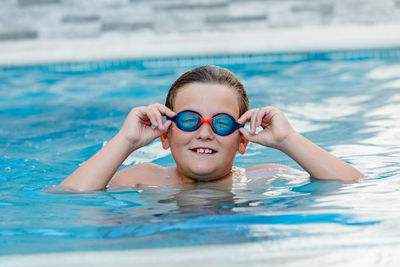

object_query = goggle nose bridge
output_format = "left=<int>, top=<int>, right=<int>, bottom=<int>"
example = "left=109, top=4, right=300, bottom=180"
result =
left=193, top=114, right=216, bottom=131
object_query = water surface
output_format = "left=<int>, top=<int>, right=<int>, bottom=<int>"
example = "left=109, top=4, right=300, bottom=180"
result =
left=0, top=56, right=399, bottom=258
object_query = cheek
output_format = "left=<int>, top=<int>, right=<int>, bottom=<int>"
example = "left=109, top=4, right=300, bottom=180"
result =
left=220, top=134, right=241, bottom=151
left=169, top=127, right=190, bottom=145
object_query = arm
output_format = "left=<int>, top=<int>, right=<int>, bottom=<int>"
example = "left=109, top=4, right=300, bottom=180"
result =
left=238, top=107, right=363, bottom=182
left=60, top=104, right=175, bottom=192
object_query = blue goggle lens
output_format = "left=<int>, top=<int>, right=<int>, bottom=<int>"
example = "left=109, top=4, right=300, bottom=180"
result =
left=178, top=112, right=201, bottom=130
left=212, top=116, right=233, bottom=135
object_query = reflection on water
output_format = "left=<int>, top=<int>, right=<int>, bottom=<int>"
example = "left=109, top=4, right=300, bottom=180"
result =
left=159, top=187, right=236, bottom=213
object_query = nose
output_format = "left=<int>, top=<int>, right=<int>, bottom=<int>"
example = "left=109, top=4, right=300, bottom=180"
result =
left=195, top=122, right=215, bottom=140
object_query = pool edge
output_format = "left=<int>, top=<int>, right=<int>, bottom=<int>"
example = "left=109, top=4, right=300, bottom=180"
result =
left=1, top=239, right=400, bottom=267
left=1, top=24, right=400, bottom=67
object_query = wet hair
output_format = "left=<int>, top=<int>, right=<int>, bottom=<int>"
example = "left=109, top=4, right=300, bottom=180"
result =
left=165, top=65, right=249, bottom=116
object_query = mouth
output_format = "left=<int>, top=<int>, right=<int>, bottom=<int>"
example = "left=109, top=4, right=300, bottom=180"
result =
left=190, top=147, right=217, bottom=155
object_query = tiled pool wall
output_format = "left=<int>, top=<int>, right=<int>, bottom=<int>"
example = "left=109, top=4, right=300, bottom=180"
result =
left=2, top=48, right=400, bottom=72
left=1, top=0, right=400, bottom=42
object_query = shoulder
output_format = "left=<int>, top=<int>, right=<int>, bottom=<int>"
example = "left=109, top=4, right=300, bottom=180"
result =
left=246, top=163, right=292, bottom=172
left=245, top=164, right=303, bottom=178
left=110, top=163, right=172, bottom=187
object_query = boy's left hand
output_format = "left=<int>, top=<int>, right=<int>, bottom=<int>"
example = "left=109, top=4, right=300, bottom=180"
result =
left=237, top=107, right=295, bottom=150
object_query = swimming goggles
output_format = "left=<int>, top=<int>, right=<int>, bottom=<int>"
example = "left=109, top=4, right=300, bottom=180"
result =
left=167, top=110, right=244, bottom=136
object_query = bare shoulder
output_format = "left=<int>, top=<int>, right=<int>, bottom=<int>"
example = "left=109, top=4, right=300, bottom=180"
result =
left=110, top=163, right=172, bottom=187
left=246, top=163, right=293, bottom=172
left=245, top=163, right=304, bottom=178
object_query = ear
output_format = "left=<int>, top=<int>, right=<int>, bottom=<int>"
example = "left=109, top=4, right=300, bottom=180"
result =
left=160, top=132, right=170, bottom=150
left=238, top=133, right=249, bottom=155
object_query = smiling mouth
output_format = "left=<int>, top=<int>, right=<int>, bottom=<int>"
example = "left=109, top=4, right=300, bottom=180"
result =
left=190, top=148, right=217, bottom=154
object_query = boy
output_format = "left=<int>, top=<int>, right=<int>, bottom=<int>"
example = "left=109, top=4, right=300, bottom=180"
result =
left=60, top=65, right=363, bottom=191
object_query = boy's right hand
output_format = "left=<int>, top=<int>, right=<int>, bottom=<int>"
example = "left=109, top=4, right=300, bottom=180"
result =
left=117, top=103, right=175, bottom=150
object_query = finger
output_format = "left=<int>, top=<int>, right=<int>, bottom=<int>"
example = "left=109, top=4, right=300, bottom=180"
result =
left=237, top=109, right=255, bottom=124
left=152, top=103, right=176, bottom=117
left=147, top=105, right=163, bottom=127
left=134, top=107, right=151, bottom=124
left=150, top=120, right=171, bottom=138
left=161, top=106, right=176, bottom=118
left=256, top=108, right=270, bottom=128
left=162, top=119, right=172, bottom=130
left=150, top=107, right=164, bottom=129
left=159, top=119, right=172, bottom=131
left=239, top=128, right=257, bottom=143
left=152, top=104, right=176, bottom=130
left=239, top=127, right=250, bottom=139
left=250, top=110, right=259, bottom=134
left=146, top=108, right=159, bottom=128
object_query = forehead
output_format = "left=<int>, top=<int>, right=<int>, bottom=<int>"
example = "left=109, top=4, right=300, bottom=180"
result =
left=173, top=82, right=240, bottom=117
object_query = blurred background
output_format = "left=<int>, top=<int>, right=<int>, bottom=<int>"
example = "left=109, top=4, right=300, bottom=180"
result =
left=1, top=0, right=399, bottom=42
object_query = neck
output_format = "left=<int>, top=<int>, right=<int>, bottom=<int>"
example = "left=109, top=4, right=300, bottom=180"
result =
left=171, top=167, right=234, bottom=184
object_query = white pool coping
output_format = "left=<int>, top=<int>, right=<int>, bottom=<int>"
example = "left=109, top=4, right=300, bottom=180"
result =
left=1, top=239, right=400, bottom=267
left=1, top=24, right=400, bottom=66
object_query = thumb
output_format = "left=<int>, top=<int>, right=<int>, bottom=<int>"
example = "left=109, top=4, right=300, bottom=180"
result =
left=151, top=120, right=171, bottom=138
left=239, top=128, right=256, bottom=143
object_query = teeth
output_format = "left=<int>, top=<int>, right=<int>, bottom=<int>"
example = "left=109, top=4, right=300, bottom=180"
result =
left=196, top=148, right=213, bottom=154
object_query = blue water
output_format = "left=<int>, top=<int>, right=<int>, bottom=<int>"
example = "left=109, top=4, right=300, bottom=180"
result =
left=1, top=54, right=400, bottom=256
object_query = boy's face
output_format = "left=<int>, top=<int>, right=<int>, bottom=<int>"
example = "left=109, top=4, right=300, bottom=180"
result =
left=161, top=82, right=248, bottom=181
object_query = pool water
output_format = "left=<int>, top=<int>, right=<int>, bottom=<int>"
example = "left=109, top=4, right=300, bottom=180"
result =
left=1, top=54, right=400, bottom=260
